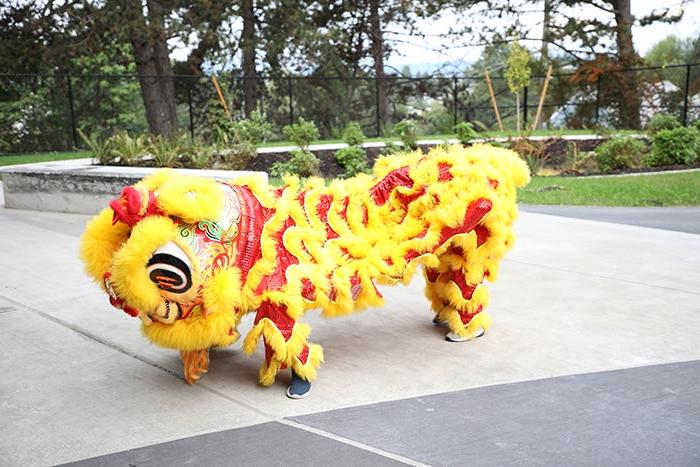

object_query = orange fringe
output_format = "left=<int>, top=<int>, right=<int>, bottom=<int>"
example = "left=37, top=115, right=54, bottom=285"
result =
left=180, top=349, right=210, bottom=384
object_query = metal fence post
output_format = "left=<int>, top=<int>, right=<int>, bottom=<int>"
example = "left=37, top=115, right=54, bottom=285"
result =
left=595, top=75, right=602, bottom=125
left=682, top=64, right=691, bottom=126
left=66, top=75, right=78, bottom=148
left=452, top=77, right=458, bottom=127
left=187, top=82, right=194, bottom=140
left=375, top=77, right=381, bottom=137
left=523, top=85, right=528, bottom=128
left=288, top=77, right=294, bottom=125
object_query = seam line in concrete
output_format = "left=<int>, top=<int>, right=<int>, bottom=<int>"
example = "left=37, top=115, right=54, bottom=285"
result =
left=0, top=293, right=428, bottom=466
left=279, top=419, right=427, bottom=467
left=506, top=259, right=700, bottom=295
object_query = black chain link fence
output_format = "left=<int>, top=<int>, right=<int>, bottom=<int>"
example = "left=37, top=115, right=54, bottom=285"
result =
left=1, top=63, right=699, bottom=153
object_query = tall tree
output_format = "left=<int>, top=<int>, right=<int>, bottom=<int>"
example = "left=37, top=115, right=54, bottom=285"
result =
left=475, top=1, right=687, bottom=129
left=120, top=0, right=178, bottom=137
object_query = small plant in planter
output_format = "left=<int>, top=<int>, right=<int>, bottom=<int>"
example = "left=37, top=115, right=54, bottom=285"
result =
left=78, top=129, right=115, bottom=164
left=560, top=141, right=597, bottom=175
left=334, top=122, right=369, bottom=178
left=393, top=119, right=419, bottom=150
left=110, top=131, right=149, bottom=166
left=272, top=118, right=321, bottom=177
left=454, top=121, right=477, bottom=146
left=510, top=137, right=549, bottom=175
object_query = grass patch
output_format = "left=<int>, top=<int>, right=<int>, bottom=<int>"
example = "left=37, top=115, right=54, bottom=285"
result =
left=0, top=151, right=92, bottom=167
left=518, top=171, right=700, bottom=206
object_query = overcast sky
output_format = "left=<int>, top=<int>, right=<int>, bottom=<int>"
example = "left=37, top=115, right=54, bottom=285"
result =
left=387, top=0, right=699, bottom=69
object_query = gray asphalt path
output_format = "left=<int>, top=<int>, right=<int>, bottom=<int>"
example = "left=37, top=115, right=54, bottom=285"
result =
left=521, top=204, right=700, bottom=234
left=65, top=360, right=700, bottom=467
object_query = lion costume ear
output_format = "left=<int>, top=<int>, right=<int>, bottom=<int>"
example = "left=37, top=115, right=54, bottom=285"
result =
left=138, top=169, right=225, bottom=223
left=202, top=267, right=243, bottom=314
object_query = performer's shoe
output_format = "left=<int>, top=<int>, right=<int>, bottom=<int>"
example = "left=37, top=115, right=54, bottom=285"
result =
left=286, top=371, right=312, bottom=399
left=445, top=328, right=485, bottom=342
left=432, top=316, right=449, bottom=328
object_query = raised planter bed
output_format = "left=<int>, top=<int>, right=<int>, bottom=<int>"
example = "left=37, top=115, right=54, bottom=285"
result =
left=0, top=159, right=266, bottom=214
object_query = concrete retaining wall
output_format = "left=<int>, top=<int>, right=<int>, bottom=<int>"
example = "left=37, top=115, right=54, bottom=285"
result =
left=0, top=159, right=267, bottom=214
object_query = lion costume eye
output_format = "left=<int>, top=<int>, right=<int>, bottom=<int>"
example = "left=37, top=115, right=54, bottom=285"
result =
left=147, top=242, right=193, bottom=293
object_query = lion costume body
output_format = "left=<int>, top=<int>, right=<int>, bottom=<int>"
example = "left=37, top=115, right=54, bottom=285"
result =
left=80, top=144, right=529, bottom=392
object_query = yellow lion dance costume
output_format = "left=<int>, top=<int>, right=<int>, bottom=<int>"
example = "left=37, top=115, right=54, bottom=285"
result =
left=80, top=144, right=529, bottom=398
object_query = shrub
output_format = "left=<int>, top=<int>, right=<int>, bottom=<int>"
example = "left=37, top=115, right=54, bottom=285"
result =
left=646, top=126, right=700, bottom=167
left=393, top=119, right=418, bottom=150
left=283, top=117, right=319, bottom=150
left=594, top=136, right=646, bottom=173
left=645, top=113, right=681, bottom=136
left=270, top=149, right=320, bottom=177
left=335, top=146, right=368, bottom=178
left=454, top=121, right=477, bottom=145
left=232, top=110, right=272, bottom=145
left=342, top=122, right=366, bottom=146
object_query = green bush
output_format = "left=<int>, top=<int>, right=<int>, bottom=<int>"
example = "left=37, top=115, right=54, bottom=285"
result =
left=594, top=136, right=646, bottom=173
left=454, top=121, right=477, bottom=145
left=335, top=146, right=368, bottom=178
left=646, top=127, right=700, bottom=166
left=283, top=117, right=320, bottom=150
left=393, top=119, right=418, bottom=150
left=270, top=149, right=320, bottom=177
left=646, top=113, right=681, bottom=136
left=232, top=110, right=272, bottom=145
left=342, top=122, right=366, bottom=147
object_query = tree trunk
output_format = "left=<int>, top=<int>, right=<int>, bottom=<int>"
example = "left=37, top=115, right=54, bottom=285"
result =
left=369, top=0, right=388, bottom=135
left=127, top=0, right=178, bottom=137
left=613, top=0, right=641, bottom=129
left=241, top=0, right=258, bottom=118
left=515, top=92, right=521, bottom=134
left=541, top=0, right=552, bottom=62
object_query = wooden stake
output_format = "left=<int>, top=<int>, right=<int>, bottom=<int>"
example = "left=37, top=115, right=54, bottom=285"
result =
left=484, top=69, right=504, bottom=132
left=531, top=64, right=553, bottom=131
left=212, top=75, right=231, bottom=118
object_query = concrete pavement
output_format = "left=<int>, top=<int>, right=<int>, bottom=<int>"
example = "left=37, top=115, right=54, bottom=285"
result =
left=1, top=204, right=699, bottom=466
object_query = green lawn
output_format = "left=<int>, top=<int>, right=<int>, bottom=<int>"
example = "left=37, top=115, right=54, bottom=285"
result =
left=0, top=151, right=92, bottom=167
left=518, top=171, right=700, bottom=207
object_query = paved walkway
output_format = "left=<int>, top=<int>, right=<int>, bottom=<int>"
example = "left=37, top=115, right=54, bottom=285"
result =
left=1, top=206, right=699, bottom=466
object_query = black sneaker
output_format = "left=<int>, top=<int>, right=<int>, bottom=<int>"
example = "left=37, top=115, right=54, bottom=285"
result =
left=286, top=371, right=312, bottom=399
left=432, top=315, right=449, bottom=328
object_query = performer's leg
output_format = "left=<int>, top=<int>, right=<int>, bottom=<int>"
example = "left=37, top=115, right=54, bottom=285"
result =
left=424, top=266, right=492, bottom=342
left=243, top=301, right=324, bottom=397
